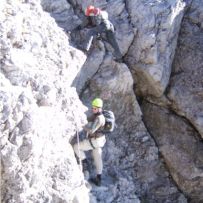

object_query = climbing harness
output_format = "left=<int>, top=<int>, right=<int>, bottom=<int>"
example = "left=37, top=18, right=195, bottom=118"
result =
left=88, top=136, right=95, bottom=149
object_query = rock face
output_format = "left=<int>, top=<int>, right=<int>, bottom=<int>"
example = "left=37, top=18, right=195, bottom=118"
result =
left=167, top=0, right=203, bottom=139
left=1, top=0, right=203, bottom=202
left=126, top=0, right=186, bottom=97
left=81, top=58, right=186, bottom=202
left=0, top=0, right=89, bottom=202
left=142, top=102, right=203, bottom=202
left=141, top=0, right=203, bottom=202
left=41, top=0, right=80, bottom=31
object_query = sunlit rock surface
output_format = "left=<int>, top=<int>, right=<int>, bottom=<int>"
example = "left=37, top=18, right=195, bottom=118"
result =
left=1, top=0, right=203, bottom=202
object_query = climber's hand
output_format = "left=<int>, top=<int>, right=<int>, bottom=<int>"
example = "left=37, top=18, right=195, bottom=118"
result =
left=96, top=33, right=102, bottom=40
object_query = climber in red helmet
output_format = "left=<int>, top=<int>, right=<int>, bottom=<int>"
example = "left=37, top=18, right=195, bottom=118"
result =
left=85, top=5, right=101, bottom=16
left=77, top=5, right=122, bottom=61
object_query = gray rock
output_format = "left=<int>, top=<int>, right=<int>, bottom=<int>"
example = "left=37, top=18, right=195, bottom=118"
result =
left=0, top=1, right=89, bottom=202
left=1, top=0, right=202, bottom=202
left=41, top=0, right=81, bottom=31
left=142, top=101, right=203, bottom=202
left=81, top=57, right=185, bottom=202
left=167, top=0, right=203, bottom=138
left=126, top=0, right=186, bottom=97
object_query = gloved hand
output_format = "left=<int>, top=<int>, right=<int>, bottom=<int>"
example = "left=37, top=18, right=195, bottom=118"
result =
left=96, top=33, right=102, bottom=40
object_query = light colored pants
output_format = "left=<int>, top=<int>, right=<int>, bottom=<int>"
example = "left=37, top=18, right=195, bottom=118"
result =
left=73, top=136, right=106, bottom=174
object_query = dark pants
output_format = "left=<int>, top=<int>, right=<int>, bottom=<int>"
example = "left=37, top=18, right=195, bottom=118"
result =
left=83, top=27, right=122, bottom=59
left=106, top=30, right=122, bottom=59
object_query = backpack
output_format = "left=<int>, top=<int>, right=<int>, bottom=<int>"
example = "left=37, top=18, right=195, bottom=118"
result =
left=102, top=110, right=115, bottom=133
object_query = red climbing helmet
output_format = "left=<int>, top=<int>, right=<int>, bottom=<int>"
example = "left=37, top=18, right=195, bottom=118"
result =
left=85, top=5, right=101, bottom=16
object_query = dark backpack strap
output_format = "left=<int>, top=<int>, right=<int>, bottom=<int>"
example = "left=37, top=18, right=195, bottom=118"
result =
left=88, top=138, right=95, bottom=149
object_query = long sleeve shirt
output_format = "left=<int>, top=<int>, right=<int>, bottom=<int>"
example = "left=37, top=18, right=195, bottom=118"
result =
left=83, top=113, right=105, bottom=137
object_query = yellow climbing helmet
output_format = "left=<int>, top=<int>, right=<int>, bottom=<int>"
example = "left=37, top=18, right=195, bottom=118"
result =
left=92, top=98, right=103, bottom=108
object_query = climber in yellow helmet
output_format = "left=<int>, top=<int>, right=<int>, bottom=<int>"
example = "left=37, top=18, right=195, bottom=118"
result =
left=73, top=98, right=106, bottom=186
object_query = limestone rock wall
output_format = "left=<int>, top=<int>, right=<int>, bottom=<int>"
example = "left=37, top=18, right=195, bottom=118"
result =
left=80, top=58, right=186, bottom=202
left=0, top=0, right=89, bottom=202
left=141, top=0, right=203, bottom=202
left=142, top=102, right=203, bottom=202
left=126, top=0, right=186, bottom=97
left=168, top=0, right=203, bottom=139
left=1, top=0, right=203, bottom=202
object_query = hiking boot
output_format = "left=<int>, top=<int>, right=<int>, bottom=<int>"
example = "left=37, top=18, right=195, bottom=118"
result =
left=90, top=174, right=101, bottom=186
